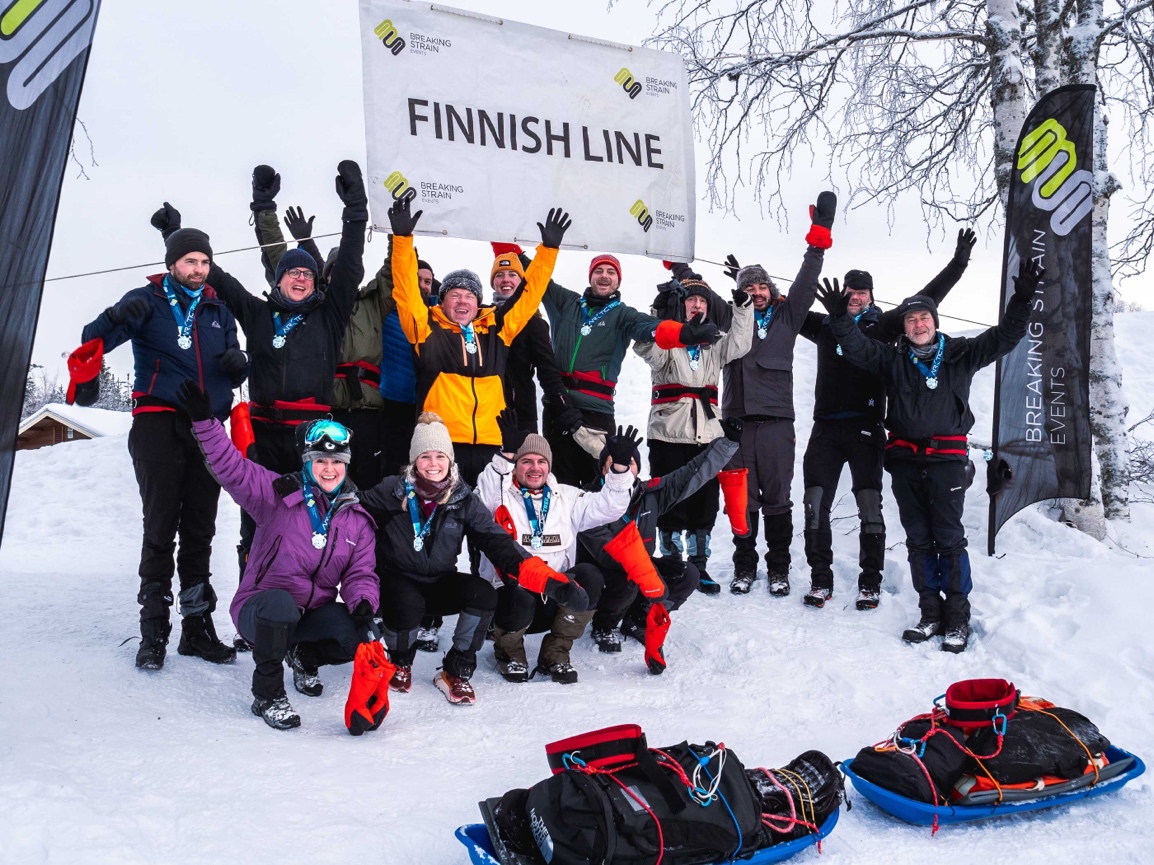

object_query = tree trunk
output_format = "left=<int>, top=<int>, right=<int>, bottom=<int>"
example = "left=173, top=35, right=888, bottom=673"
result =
left=986, top=0, right=1028, bottom=209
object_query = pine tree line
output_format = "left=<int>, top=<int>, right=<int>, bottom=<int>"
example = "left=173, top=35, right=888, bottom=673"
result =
left=21, top=361, right=131, bottom=418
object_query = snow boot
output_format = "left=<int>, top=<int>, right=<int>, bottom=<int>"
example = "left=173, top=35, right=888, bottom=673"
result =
left=251, top=695, right=301, bottom=730
left=688, top=530, right=719, bottom=595
left=415, top=616, right=441, bottom=653
left=768, top=571, right=791, bottom=597
left=287, top=644, right=323, bottom=697
left=591, top=626, right=623, bottom=653
left=763, top=511, right=793, bottom=585
left=177, top=613, right=236, bottom=664
left=389, top=664, right=412, bottom=693
left=493, top=627, right=530, bottom=683
left=902, top=617, right=942, bottom=643
left=941, top=592, right=971, bottom=653
left=232, top=634, right=251, bottom=653
left=803, top=586, right=833, bottom=608
left=730, top=564, right=757, bottom=594
left=941, top=625, right=969, bottom=653
left=658, top=528, right=684, bottom=561
left=536, top=609, right=594, bottom=684
left=856, top=586, right=881, bottom=611
left=435, top=647, right=477, bottom=704
left=135, top=618, right=171, bottom=670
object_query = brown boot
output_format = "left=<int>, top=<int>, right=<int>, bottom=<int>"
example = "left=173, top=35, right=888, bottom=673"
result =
left=535, top=609, right=595, bottom=684
left=493, top=627, right=530, bottom=683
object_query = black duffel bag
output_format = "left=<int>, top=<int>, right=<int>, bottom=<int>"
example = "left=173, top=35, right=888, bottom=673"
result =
left=851, top=719, right=969, bottom=804
left=967, top=706, right=1110, bottom=784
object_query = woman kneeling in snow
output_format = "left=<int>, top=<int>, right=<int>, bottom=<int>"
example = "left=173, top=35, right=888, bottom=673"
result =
left=179, top=381, right=379, bottom=730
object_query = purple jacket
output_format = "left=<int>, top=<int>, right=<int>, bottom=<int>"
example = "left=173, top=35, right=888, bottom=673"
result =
left=191, top=419, right=379, bottom=629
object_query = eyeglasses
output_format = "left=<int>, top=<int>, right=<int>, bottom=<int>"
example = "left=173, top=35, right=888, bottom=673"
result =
left=285, top=268, right=315, bottom=282
left=304, top=420, right=351, bottom=446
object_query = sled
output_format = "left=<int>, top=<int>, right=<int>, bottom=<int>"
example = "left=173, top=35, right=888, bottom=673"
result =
left=841, top=745, right=1145, bottom=827
left=455, top=798, right=840, bottom=865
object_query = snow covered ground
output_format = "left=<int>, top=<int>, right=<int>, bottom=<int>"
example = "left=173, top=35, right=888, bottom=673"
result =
left=2, top=313, right=1152, bottom=864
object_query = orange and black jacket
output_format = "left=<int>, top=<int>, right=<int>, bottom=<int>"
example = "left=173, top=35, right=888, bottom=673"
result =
left=392, top=234, right=557, bottom=446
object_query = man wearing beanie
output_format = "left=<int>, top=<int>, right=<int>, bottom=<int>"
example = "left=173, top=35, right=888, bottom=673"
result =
left=518, top=250, right=723, bottom=487
left=721, top=191, right=837, bottom=597
left=817, top=257, right=1041, bottom=652
left=80, top=214, right=249, bottom=670
left=488, top=244, right=573, bottom=436
left=796, top=229, right=976, bottom=611
left=151, top=163, right=369, bottom=586
left=475, top=411, right=632, bottom=683
left=387, top=197, right=572, bottom=487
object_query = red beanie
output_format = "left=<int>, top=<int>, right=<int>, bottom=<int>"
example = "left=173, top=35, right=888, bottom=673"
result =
left=588, top=254, right=622, bottom=285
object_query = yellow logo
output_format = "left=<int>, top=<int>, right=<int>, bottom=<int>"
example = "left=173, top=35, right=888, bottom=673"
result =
left=630, top=199, right=653, bottom=232
left=1016, top=118, right=1092, bottom=236
left=384, top=170, right=417, bottom=203
left=373, top=18, right=407, bottom=56
left=614, top=67, right=642, bottom=100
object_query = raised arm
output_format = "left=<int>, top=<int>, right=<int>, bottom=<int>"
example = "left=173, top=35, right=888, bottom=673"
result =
left=81, top=288, right=154, bottom=351
left=878, top=229, right=976, bottom=339
left=207, top=262, right=264, bottom=333
left=963, top=259, right=1041, bottom=372
left=322, top=161, right=369, bottom=335
left=387, top=198, right=431, bottom=347
left=569, top=460, right=633, bottom=532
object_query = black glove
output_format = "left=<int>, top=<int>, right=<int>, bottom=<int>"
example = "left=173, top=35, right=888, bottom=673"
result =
left=668, top=261, right=700, bottom=282
left=544, top=577, right=589, bottom=613
left=388, top=196, right=422, bottom=237
left=721, top=416, right=744, bottom=443
left=497, top=407, right=529, bottom=455
left=283, top=205, right=315, bottom=241
left=954, top=228, right=977, bottom=264
left=108, top=294, right=152, bottom=326
left=555, top=404, right=584, bottom=437
left=537, top=207, right=572, bottom=249
left=722, top=254, right=742, bottom=282
left=177, top=379, right=213, bottom=422
left=679, top=313, right=723, bottom=346
left=1012, top=257, right=1045, bottom=304
left=216, top=349, right=248, bottom=375
left=652, top=280, right=685, bottom=320
left=334, top=160, right=368, bottom=208
left=732, top=286, right=749, bottom=306
left=351, top=599, right=377, bottom=643
left=150, top=202, right=181, bottom=241
left=607, top=424, right=643, bottom=469
left=815, top=277, right=850, bottom=317
left=251, top=164, right=280, bottom=212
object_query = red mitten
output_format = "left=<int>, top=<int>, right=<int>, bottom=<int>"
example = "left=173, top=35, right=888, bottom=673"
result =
left=494, top=504, right=517, bottom=538
left=804, top=191, right=837, bottom=249
left=491, top=241, right=524, bottom=257
left=644, top=603, right=671, bottom=675
left=604, top=521, right=665, bottom=598
left=718, top=468, right=751, bottom=536
left=517, top=555, right=567, bottom=593
left=66, top=338, right=103, bottom=406
left=345, top=642, right=394, bottom=735
left=229, top=402, right=255, bottom=458
left=654, top=319, right=684, bottom=350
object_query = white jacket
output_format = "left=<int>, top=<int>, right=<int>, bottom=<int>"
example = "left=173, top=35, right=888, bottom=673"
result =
left=475, top=453, right=632, bottom=586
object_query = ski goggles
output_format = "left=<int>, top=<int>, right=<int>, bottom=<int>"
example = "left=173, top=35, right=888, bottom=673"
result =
left=303, top=419, right=352, bottom=446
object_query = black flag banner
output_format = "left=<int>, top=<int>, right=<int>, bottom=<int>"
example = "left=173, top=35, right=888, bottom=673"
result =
left=0, top=0, right=101, bottom=546
left=987, top=84, right=1096, bottom=555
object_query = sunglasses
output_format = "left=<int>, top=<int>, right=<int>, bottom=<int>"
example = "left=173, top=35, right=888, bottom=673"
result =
left=304, top=420, right=351, bottom=446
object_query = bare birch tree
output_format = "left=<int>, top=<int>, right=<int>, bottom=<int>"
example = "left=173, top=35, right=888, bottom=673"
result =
left=628, top=0, right=1153, bottom=533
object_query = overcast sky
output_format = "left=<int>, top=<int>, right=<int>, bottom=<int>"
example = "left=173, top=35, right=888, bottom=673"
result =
left=34, top=0, right=1149, bottom=383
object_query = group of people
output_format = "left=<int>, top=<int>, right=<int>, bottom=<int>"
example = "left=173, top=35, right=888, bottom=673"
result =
left=68, top=160, right=1044, bottom=730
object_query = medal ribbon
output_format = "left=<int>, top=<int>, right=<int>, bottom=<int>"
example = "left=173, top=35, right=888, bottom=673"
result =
left=461, top=321, right=477, bottom=353
left=519, top=484, right=551, bottom=546
left=302, top=470, right=336, bottom=543
left=579, top=299, right=620, bottom=332
left=272, top=311, right=305, bottom=345
left=161, top=275, right=202, bottom=347
left=755, top=306, right=775, bottom=336
left=907, top=334, right=946, bottom=385
left=686, top=344, right=702, bottom=367
left=404, top=481, right=437, bottom=547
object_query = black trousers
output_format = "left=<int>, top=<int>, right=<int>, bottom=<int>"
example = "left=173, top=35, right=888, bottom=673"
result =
left=239, top=422, right=301, bottom=575
left=495, top=563, right=605, bottom=633
left=648, top=440, right=720, bottom=533
left=237, top=590, right=359, bottom=700
left=331, top=408, right=385, bottom=492
left=379, top=398, right=417, bottom=476
left=454, top=443, right=501, bottom=487
left=128, top=412, right=222, bottom=623
left=380, top=571, right=497, bottom=665
left=545, top=407, right=612, bottom=488
left=593, top=557, right=700, bottom=631
left=727, top=417, right=795, bottom=572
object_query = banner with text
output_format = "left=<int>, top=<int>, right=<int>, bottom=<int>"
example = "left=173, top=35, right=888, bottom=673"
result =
left=359, top=0, right=695, bottom=260
left=987, top=84, right=1095, bottom=554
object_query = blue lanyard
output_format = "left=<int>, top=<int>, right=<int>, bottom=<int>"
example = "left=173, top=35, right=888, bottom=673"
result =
left=272, top=311, right=305, bottom=348
left=302, top=471, right=335, bottom=549
left=519, top=485, right=551, bottom=548
left=161, top=275, right=202, bottom=349
left=579, top=299, right=620, bottom=335
left=687, top=344, right=702, bottom=368
left=404, top=481, right=437, bottom=551
left=907, top=334, right=946, bottom=389
left=836, top=309, right=868, bottom=356
left=755, top=307, right=774, bottom=337
left=461, top=321, right=478, bottom=354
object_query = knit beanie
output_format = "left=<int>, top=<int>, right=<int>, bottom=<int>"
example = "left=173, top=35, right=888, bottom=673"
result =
left=274, top=248, right=319, bottom=286
left=588, top=253, right=622, bottom=285
left=440, top=269, right=484, bottom=304
left=490, top=253, right=526, bottom=286
left=514, top=433, right=552, bottom=466
left=417, top=259, right=435, bottom=277
left=409, top=411, right=455, bottom=463
left=735, top=263, right=773, bottom=294
left=164, top=228, right=213, bottom=268
left=895, top=294, right=940, bottom=328
left=679, top=278, right=712, bottom=302
left=844, top=269, right=874, bottom=297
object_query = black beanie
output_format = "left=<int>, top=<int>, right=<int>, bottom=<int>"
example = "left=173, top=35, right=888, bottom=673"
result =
left=895, top=294, right=940, bottom=328
left=164, top=228, right=213, bottom=268
left=844, top=269, right=874, bottom=295
left=417, top=258, right=434, bottom=277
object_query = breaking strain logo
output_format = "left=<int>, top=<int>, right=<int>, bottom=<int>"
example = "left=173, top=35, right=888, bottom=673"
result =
left=630, top=199, right=653, bottom=232
left=1016, top=118, right=1093, bottom=237
left=614, top=67, right=642, bottom=100
left=0, top=0, right=98, bottom=110
left=373, top=18, right=406, bottom=56
left=383, top=170, right=417, bottom=204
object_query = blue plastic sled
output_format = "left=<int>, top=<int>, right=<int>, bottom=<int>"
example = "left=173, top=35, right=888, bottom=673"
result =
left=456, top=807, right=840, bottom=865
left=842, top=745, right=1145, bottom=827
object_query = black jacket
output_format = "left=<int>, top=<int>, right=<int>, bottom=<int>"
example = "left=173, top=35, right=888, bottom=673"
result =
left=831, top=297, right=1032, bottom=461
left=800, top=256, right=969, bottom=422
left=207, top=209, right=366, bottom=407
left=359, top=475, right=529, bottom=583
left=504, top=312, right=565, bottom=432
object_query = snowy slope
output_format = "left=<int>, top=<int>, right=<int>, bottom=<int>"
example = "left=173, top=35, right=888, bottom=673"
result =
left=1, top=315, right=1152, bottom=864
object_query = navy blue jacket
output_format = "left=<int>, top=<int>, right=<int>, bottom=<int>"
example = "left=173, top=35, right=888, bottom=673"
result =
left=379, top=310, right=417, bottom=404
left=82, top=275, right=246, bottom=420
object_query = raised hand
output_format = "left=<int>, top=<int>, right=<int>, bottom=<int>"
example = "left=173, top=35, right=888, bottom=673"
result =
left=251, top=164, right=280, bottom=212
left=496, top=407, right=528, bottom=455
left=722, top=253, right=742, bottom=282
left=815, top=277, right=850, bottom=317
left=954, top=228, right=978, bottom=264
left=334, top=160, right=367, bottom=209
left=607, top=424, right=643, bottom=469
left=108, top=294, right=152, bottom=326
left=283, top=206, right=315, bottom=241
left=387, top=196, right=423, bottom=237
left=537, top=207, right=572, bottom=249
left=805, top=191, right=837, bottom=249
left=150, top=202, right=181, bottom=240
left=679, top=312, right=723, bottom=346
left=1012, top=257, right=1045, bottom=303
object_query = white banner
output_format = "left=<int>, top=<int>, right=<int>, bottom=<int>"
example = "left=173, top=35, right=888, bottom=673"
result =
left=359, top=0, right=696, bottom=260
